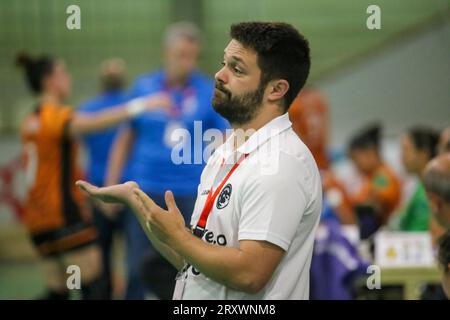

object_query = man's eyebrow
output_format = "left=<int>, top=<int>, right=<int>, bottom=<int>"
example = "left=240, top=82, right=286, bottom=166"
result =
left=223, top=52, right=247, bottom=67
left=231, top=56, right=246, bottom=67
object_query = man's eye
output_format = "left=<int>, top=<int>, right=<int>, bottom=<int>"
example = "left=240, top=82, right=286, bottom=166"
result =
left=221, top=61, right=226, bottom=67
left=234, top=68, right=243, bottom=74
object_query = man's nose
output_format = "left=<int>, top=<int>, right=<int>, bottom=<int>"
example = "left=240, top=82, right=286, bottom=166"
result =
left=215, top=66, right=228, bottom=85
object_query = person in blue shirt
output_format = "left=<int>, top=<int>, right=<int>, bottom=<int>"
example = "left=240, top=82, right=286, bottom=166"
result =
left=106, top=22, right=228, bottom=299
left=78, top=58, right=130, bottom=299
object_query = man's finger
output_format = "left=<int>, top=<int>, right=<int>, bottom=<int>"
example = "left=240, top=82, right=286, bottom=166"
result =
left=129, top=192, right=147, bottom=212
left=125, top=181, right=140, bottom=189
left=134, top=188, right=160, bottom=213
left=75, top=180, right=98, bottom=196
left=128, top=193, right=148, bottom=219
left=164, top=190, right=178, bottom=212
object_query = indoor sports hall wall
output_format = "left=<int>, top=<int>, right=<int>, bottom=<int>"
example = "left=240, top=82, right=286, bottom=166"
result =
left=0, top=0, right=447, bottom=131
left=0, top=0, right=171, bottom=131
left=318, top=19, right=450, bottom=148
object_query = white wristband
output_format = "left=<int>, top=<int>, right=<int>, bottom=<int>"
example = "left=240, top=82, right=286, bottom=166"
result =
left=126, top=98, right=146, bottom=117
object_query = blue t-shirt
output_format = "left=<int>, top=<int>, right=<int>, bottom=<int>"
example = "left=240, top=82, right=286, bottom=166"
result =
left=78, top=90, right=129, bottom=186
left=127, top=69, right=229, bottom=196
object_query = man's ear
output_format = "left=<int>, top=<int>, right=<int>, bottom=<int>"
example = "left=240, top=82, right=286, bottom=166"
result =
left=266, top=79, right=289, bottom=104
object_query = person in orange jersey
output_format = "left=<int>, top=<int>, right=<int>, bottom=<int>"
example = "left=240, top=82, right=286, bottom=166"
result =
left=16, top=52, right=170, bottom=299
left=289, top=88, right=356, bottom=224
left=348, top=124, right=401, bottom=238
left=289, top=87, right=329, bottom=170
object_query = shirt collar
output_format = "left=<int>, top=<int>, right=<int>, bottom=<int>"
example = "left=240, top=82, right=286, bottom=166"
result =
left=237, top=112, right=292, bottom=154
left=217, top=112, right=292, bottom=160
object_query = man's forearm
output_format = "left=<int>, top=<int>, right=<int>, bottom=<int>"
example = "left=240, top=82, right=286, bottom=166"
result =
left=170, top=230, right=258, bottom=293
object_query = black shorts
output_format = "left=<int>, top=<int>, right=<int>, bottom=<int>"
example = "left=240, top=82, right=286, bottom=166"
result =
left=31, top=222, right=98, bottom=258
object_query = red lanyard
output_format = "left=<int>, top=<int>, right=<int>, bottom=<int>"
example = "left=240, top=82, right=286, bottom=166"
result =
left=193, top=153, right=248, bottom=238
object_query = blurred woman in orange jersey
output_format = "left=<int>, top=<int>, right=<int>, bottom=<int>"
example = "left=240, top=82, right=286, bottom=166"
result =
left=289, top=87, right=329, bottom=170
left=16, top=53, right=170, bottom=299
left=289, top=88, right=356, bottom=225
left=348, top=124, right=401, bottom=238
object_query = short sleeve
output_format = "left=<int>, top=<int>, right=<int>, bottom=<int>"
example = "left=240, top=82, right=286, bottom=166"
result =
left=238, top=152, right=311, bottom=251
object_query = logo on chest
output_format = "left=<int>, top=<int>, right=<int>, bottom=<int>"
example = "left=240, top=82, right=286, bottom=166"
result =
left=216, top=183, right=232, bottom=209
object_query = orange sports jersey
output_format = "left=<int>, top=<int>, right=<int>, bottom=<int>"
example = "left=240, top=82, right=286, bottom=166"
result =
left=20, top=102, right=93, bottom=237
left=351, top=164, right=401, bottom=224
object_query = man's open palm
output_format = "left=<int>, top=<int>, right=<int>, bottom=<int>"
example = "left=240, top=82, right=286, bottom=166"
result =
left=76, top=180, right=138, bottom=204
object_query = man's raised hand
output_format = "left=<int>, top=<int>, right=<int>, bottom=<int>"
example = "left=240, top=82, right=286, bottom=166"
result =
left=75, top=180, right=139, bottom=205
left=133, top=189, right=187, bottom=246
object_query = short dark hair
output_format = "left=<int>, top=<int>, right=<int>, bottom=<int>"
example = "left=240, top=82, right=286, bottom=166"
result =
left=230, top=22, right=310, bottom=111
left=438, top=231, right=450, bottom=274
left=15, top=52, right=55, bottom=94
left=407, top=126, right=439, bottom=159
left=349, top=123, right=382, bottom=152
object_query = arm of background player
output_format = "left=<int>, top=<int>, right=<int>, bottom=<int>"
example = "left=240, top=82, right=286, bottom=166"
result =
left=68, top=93, right=171, bottom=136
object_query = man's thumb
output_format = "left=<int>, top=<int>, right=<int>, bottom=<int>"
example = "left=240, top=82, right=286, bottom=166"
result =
left=165, top=190, right=178, bottom=211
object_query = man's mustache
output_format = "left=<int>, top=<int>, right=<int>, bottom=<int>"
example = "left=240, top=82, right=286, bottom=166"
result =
left=214, top=82, right=231, bottom=97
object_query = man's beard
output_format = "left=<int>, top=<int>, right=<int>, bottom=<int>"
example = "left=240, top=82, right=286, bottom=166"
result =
left=212, top=81, right=265, bottom=126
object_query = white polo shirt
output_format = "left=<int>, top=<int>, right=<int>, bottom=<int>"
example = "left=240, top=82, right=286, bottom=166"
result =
left=181, top=113, right=322, bottom=300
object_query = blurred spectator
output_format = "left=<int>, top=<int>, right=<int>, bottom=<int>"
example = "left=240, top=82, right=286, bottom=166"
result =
left=428, top=127, right=450, bottom=244
left=438, top=231, right=450, bottom=298
left=424, top=153, right=450, bottom=231
left=105, top=22, right=228, bottom=299
left=289, top=88, right=355, bottom=224
left=420, top=142, right=450, bottom=301
left=389, top=127, right=439, bottom=231
left=310, top=220, right=369, bottom=300
left=292, top=88, right=364, bottom=298
left=348, top=124, right=401, bottom=238
left=289, top=87, right=329, bottom=170
left=438, top=127, right=450, bottom=155
left=78, top=58, right=129, bottom=299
